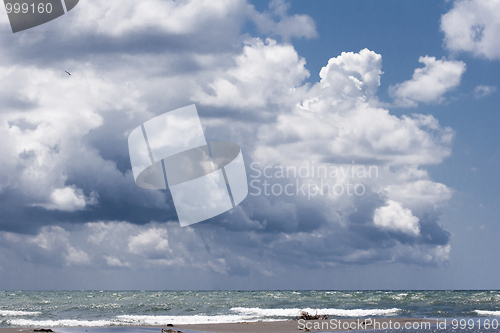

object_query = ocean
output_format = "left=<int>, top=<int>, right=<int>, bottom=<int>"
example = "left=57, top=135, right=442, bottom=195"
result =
left=0, top=290, right=499, bottom=328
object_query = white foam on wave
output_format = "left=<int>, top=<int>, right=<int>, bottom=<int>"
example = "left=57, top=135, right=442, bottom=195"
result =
left=0, top=310, right=42, bottom=316
left=6, top=308, right=400, bottom=327
left=475, top=310, right=500, bottom=316
left=230, top=307, right=400, bottom=317
left=7, top=319, right=112, bottom=327
left=116, top=315, right=264, bottom=325
left=7, top=314, right=275, bottom=327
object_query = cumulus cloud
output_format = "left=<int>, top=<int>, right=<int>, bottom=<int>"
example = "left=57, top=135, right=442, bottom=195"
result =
left=254, top=50, right=453, bottom=167
left=384, top=179, right=453, bottom=210
left=374, top=200, right=420, bottom=236
left=194, top=38, right=309, bottom=111
left=0, top=222, right=230, bottom=273
left=65, top=247, right=91, bottom=266
left=37, top=186, right=98, bottom=212
left=389, top=56, right=466, bottom=107
left=128, top=228, right=171, bottom=256
left=318, top=48, right=383, bottom=99
left=0, top=226, right=91, bottom=267
left=242, top=48, right=451, bottom=266
left=0, top=64, right=170, bottom=229
left=442, top=0, right=500, bottom=59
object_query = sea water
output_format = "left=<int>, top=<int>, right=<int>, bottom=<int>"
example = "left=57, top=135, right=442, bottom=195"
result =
left=0, top=290, right=499, bottom=328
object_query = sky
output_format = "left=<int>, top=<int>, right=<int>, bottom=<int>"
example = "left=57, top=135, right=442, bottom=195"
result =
left=0, top=0, right=499, bottom=290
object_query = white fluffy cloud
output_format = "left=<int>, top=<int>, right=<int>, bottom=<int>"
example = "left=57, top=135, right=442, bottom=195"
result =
left=384, top=179, right=453, bottom=211
left=254, top=50, right=453, bottom=167
left=442, top=0, right=500, bottom=59
left=389, top=56, right=466, bottom=107
left=374, top=200, right=420, bottom=236
left=0, top=226, right=91, bottom=267
left=128, top=228, right=171, bottom=255
left=65, top=247, right=91, bottom=266
left=38, top=186, right=98, bottom=212
left=194, top=38, right=309, bottom=110
left=318, top=48, right=383, bottom=99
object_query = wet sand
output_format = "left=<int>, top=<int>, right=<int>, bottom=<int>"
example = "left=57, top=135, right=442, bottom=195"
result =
left=0, top=318, right=440, bottom=333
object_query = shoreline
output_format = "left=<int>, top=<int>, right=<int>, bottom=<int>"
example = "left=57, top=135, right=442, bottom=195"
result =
left=0, top=318, right=441, bottom=333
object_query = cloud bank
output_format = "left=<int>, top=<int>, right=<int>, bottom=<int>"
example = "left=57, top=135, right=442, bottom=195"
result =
left=0, top=0, right=457, bottom=288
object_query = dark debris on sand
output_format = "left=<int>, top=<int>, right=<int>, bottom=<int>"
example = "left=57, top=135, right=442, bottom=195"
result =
left=296, top=310, right=329, bottom=320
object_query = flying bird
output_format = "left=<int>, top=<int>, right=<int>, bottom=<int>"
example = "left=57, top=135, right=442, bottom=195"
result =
left=65, top=71, right=71, bottom=76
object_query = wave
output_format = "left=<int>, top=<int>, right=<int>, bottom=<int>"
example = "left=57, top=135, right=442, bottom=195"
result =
left=0, top=310, right=42, bottom=316
left=7, top=319, right=112, bottom=327
left=5, top=307, right=399, bottom=327
left=475, top=310, right=500, bottom=316
left=7, top=315, right=277, bottom=327
left=116, top=315, right=269, bottom=325
left=230, top=307, right=401, bottom=317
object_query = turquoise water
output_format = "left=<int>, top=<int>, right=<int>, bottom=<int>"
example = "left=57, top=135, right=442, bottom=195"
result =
left=0, top=290, right=499, bottom=327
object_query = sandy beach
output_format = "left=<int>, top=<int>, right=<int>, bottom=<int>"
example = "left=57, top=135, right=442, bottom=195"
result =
left=0, top=318, right=440, bottom=333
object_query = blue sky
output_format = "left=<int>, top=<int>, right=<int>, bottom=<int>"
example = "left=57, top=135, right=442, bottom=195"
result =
left=0, top=0, right=499, bottom=290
